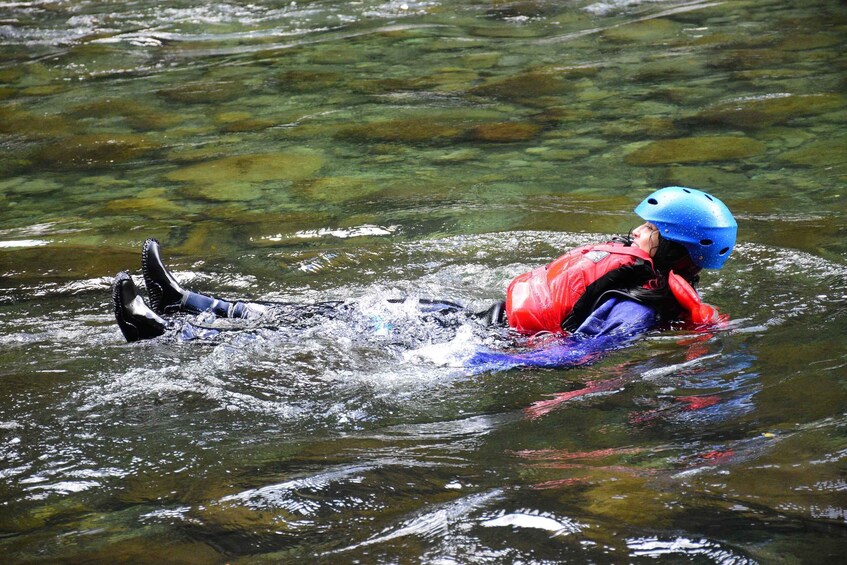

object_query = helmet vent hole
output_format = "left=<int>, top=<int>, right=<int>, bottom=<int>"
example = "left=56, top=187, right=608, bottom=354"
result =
left=704, top=193, right=714, bottom=201
left=682, top=188, right=691, bottom=193
left=719, top=247, right=730, bottom=255
left=648, top=198, right=658, bottom=205
left=700, top=238, right=714, bottom=246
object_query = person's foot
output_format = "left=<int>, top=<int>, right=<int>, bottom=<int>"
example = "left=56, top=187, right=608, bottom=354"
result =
left=476, top=301, right=506, bottom=326
left=113, top=272, right=167, bottom=342
left=141, top=238, right=186, bottom=314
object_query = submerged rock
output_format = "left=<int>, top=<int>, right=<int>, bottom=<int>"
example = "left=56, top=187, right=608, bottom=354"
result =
left=584, top=475, right=673, bottom=527
left=536, top=148, right=591, bottom=162
left=219, top=118, right=276, bottom=133
left=652, top=86, right=713, bottom=106
left=710, top=48, right=791, bottom=71
left=0, top=68, right=23, bottom=84
left=214, top=112, right=279, bottom=133
left=0, top=177, right=63, bottom=196
left=625, top=136, right=766, bottom=166
left=166, top=144, right=235, bottom=164
left=180, top=181, right=268, bottom=202
left=602, top=18, right=680, bottom=43
left=71, top=98, right=184, bottom=131
left=21, top=85, right=68, bottom=97
left=460, top=52, right=502, bottom=70
left=80, top=175, right=133, bottom=190
left=302, top=47, right=357, bottom=65
left=298, top=176, right=384, bottom=203
left=652, top=165, right=750, bottom=190
left=416, top=67, right=480, bottom=92
left=102, top=195, right=184, bottom=217
left=167, top=152, right=324, bottom=184
left=32, top=133, right=160, bottom=170
left=776, top=33, right=841, bottom=52
left=600, top=117, right=679, bottom=139
left=469, top=122, right=541, bottom=142
left=778, top=140, right=846, bottom=168
left=632, top=57, right=704, bottom=83
left=349, top=77, right=422, bottom=95
left=277, top=70, right=342, bottom=92
left=469, top=25, right=543, bottom=39
left=72, top=98, right=141, bottom=118
left=158, top=80, right=244, bottom=104
left=470, top=70, right=574, bottom=105
left=126, top=112, right=186, bottom=131
left=534, top=106, right=595, bottom=125
left=694, top=93, right=846, bottom=129
left=166, top=151, right=325, bottom=201
left=0, top=104, right=71, bottom=138
left=435, top=148, right=482, bottom=162
left=0, top=242, right=140, bottom=282
left=336, top=119, right=465, bottom=144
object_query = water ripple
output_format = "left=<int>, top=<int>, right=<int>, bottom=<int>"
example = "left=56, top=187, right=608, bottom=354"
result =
left=627, top=535, right=755, bottom=563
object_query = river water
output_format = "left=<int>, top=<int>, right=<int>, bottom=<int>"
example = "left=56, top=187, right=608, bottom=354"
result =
left=1, top=0, right=846, bottom=562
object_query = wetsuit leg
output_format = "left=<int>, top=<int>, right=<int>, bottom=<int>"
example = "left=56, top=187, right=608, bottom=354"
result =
left=170, top=301, right=350, bottom=340
left=180, top=291, right=261, bottom=319
left=142, top=238, right=260, bottom=319
left=387, top=297, right=506, bottom=327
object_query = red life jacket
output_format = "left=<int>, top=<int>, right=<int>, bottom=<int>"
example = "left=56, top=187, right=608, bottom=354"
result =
left=506, top=243, right=653, bottom=335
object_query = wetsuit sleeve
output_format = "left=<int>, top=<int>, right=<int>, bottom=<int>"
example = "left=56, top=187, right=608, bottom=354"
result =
left=467, top=297, right=656, bottom=371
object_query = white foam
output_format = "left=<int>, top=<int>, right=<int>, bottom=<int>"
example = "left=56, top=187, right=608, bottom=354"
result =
left=481, top=511, right=582, bottom=536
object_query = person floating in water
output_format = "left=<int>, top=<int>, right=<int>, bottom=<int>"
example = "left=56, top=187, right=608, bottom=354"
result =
left=111, top=186, right=737, bottom=370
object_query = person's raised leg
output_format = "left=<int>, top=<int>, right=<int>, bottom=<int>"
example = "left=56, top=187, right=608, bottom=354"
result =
left=142, top=238, right=258, bottom=319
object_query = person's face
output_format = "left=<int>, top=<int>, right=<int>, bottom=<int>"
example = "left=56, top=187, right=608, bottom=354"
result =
left=631, top=222, right=659, bottom=257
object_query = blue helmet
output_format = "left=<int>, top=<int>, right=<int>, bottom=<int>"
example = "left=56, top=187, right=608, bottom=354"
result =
left=634, top=186, right=737, bottom=269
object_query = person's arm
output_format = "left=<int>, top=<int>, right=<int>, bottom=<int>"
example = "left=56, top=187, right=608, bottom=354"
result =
left=467, top=297, right=656, bottom=371
left=668, top=270, right=726, bottom=326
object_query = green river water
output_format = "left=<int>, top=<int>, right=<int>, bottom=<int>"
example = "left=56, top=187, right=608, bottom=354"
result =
left=1, top=0, right=846, bottom=562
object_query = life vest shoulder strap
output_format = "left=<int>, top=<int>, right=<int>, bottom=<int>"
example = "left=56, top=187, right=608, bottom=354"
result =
left=589, top=244, right=654, bottom=265
left=561, top=254, right=656, bottom=332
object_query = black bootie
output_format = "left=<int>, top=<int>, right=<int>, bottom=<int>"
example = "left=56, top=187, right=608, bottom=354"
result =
left=141, top=238, right=187, bottom=314
left=113, top=272, right=167, bottom=342
left=141, top=238, right=254, bottom=319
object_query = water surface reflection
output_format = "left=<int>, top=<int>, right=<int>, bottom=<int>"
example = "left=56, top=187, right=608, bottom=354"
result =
left=1, top=0, right=846, bottom=561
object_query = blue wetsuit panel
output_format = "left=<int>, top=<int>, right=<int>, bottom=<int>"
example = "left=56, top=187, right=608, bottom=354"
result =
left=466, top=297, right=656, bottom=370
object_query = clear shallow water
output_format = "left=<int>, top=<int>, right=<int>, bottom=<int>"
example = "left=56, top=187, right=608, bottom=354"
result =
left=1, top=0, right=846, bottom=562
